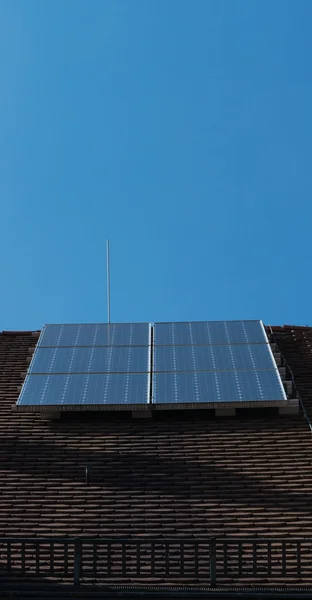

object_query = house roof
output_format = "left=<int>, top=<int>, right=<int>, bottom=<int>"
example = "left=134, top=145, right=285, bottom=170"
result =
left=1, top=325, right=312, bottom=589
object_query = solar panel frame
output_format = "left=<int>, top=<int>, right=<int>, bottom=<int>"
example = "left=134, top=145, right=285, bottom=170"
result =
left=153, top=343, right=277, bottom=373
left=153, top=320, right=268, bottom=346
left=152, top=369, right=287, bottom=409
left=29, top=346, right=150, bottom=375
left=16, top=372, right=150, bottom=411
left=38, top=323, right=151, bottom=348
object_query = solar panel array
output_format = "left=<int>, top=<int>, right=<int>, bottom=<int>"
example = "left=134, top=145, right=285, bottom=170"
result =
left=18, top=323, right=151, bottom=410
left=153, top=321, right=286, bottom=407
left=17, top=320, right=287, bottom=411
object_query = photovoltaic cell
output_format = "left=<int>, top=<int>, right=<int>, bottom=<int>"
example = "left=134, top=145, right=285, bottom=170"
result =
left=153, top=370, right=286, bottom=405
left=38, top=323, right=150, bottom=347
left=153, top=320, right=267, bottom=346
left=17, top=373, right=149, bottom=407
left=29, top=346, right=150, bottom=374
left=154, top=343, right=276, bottom=372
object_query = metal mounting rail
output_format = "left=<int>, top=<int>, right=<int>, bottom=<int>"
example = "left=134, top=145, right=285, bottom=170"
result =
left=269, top=325, right=312, bottom=434
left=0, top=536, right=312, bottom=587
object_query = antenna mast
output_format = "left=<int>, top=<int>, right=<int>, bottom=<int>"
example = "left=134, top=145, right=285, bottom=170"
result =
left=106, top=239, right=111, bottom=324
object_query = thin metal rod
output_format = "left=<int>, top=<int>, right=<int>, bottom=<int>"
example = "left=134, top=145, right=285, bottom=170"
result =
left=106, top=239, right=111, bottom=324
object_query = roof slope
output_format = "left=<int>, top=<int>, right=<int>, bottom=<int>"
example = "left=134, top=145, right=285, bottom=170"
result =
left=0, top=326, right=312, bottom=587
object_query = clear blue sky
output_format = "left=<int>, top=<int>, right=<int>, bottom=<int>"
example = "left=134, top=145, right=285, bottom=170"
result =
left=1, top=0, right=311, bottom=330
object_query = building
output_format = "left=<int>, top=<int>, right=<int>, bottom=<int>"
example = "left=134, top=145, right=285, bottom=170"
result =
left=1, top=323, right=312, bottom=598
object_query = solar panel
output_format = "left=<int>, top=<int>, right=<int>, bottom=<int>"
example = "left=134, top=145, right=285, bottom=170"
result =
left=29, top=346, right=150, bottom=374
left=154, top=343, right=276, bottom=372
left=153, top=320, right=267, bottom=346
left=17, top=373, right=149, bottom=409
left=38, top=323, right=150, bottom=347
left=153, top=370, right=287, bottom=406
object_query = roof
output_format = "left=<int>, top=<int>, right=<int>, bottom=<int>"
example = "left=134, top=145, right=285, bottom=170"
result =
left=1, top=325, right=312, bottom=590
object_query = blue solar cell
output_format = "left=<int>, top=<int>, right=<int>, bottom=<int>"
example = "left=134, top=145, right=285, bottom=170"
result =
left=154, top=343, right=276, bottom=372
left=38, top=323, right=150, bottom=347
left=17, top=373, right=149, bottom=407
left=29, top=346, right=150, bottom=374
left=153, top=369, right=286, bottom=405
left=153, top=320, right=267, bottom=346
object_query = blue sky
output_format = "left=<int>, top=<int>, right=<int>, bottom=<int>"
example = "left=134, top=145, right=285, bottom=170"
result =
left=1, top=0, right=311, bottom=330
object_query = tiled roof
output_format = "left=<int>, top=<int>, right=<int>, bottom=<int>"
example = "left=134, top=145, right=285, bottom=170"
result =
left=1, top=326, right=312, bottom=588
